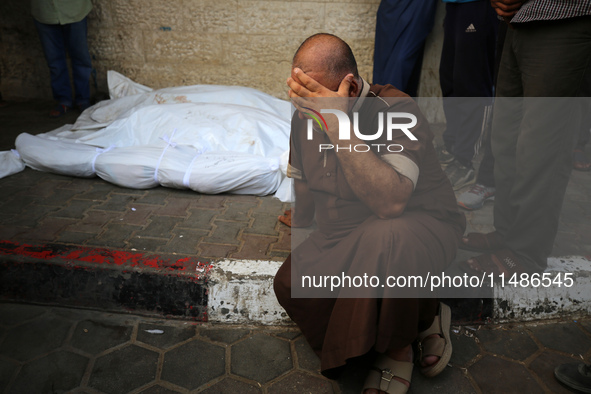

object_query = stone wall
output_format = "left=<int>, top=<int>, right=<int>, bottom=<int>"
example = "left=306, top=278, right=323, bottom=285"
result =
left=0, top=0, right=444, bottom=108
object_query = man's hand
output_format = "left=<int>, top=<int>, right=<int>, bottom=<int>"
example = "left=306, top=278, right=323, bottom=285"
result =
left=490, top=0, right=525, bottom=18
left=287, top=69, right=354, bottom=134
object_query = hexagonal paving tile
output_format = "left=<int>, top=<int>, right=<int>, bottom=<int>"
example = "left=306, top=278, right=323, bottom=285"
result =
left=449, top=330, right=480, bottom=367
left=200, top=327, right=250, bottom=344
left=468, top=355, right=543, bottom=393
left=0, top=356, right=18, bottom=392
left=71, top=319, right=133, bottom=354
left=0, top=303, right=48, bottom=326
left=137, top=323, right=195, bottom=349
left=9, top=351, right=88, bottom=393
left=200, top=377, right=262, bottom=393
left=410, top=367, right=477, bottom=394
left=138, top=384, right=184, bottom=393
left=475, top=326, right=538, bottom=361
left=529, top=322, right=591, bottom=355
left=294, top=336, right=320, bottom=372
left=0, top=315, right=72, bottom=361
left=231, top=333, right=292, bottom=384
left=161, top=339, right=225, bottom=390
left=529, top=351, right=581, bottom=393
left=268, top=371, right=334, bottom=394
left=89, top=345, right=159, bottom=394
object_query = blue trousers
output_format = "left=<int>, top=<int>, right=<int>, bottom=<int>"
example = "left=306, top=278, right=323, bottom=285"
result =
left=373, top=0, right=438, bottom=97
left=34, top=17, right=92, bottom=107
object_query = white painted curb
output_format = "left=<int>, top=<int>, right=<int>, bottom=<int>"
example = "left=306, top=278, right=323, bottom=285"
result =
left=207, top=256, right=591, bottom=325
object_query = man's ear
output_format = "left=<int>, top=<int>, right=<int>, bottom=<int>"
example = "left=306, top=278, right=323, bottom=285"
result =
left=348, top=77, right=360, bottom=98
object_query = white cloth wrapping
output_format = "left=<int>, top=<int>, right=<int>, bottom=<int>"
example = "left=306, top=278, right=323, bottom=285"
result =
left=6, top=71, right=294, bottom=200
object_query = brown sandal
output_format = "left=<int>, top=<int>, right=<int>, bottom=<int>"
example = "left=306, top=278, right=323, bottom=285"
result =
left=460, top=231, right=504, bottom=253
left=363, top=354, right=413, bottom=394
left=416, top=302, right=452, bottom=378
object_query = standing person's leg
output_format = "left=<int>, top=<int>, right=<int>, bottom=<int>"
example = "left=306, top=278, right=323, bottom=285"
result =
left=64, top=17, right=92, bottom=110
left=373, top=0, right=437, bottom=97
left=501, top=18, right=591, bottom=270
left=439, top=3, right=458, bottom=160
left=34, top=20, right=73, bottom=113
left=573, top=69, right=591, bottom=171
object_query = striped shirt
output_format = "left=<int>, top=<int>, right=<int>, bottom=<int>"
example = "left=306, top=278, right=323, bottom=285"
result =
left=511, top=0, right=591, bottom=23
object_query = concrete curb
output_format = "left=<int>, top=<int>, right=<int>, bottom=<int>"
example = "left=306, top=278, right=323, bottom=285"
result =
left=1, top=240, right=590, bottom=325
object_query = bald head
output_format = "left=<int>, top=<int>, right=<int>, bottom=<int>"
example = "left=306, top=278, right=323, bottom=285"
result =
left=293, top=33, right=360, bottom=91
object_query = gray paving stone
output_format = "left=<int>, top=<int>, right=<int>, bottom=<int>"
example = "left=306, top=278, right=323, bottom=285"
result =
left=89, top=345, right=159, bottom=394
left=449, top=330, right=480, bottom=367
left=206, top=220, right=244, bottom=245
left=78, top=183, right=116, bottom=201
left=49, top=199, right=99, bottom=219
left=136, top=216, right=184, bottom=238
left=243, top=212, right=280, bottom=236
left=127, top=236, right=169, bottom=252
left=135, top=188, right=171, bottom=205
left=71, top=319, right=133, bottom=355
left=10, top=351, right=88, bottom=393
left=158, top=229, right=208, bottom=255
left=97, top=193, right=138, bottom=212
left=218, top=201, right=257, bottom=222
left=295, top=336, right=321, bottom=373
left=3, top=204, right=58, bottom=226
left=0, top=315, right=72, bottom=361
left=273, top=330, right=301, bottom=340
left=56, top=230, right=96, bottom=244
left=199, top=378, right=262, bottom=393
left=231, top=333, right=293, bottom=384
left=529, top=322, right=591, bottom=355
left=161, top=339, right=225, bottom=390
left=0, top=356, right=18, bottom=392
left=138, top=384, right=183, bottom=394
left=179, top=208, right=218, bottom=229
left=268, top=371, right=334, bottom=394
left=410, top=367, right=477, bottom=394
left=0, top=303, right=48, bottom=326
left=529, top=351, right=580, bottom=394
left=40, top=188, right=84, bottom=206
left=87, top=222, right=141, bottom=248
left=137, top=323, right=195, bottom=349
left=200, top=327, right=250, bottom=344
left=468, top=355, right=543, bottom=393
left=475, top=326, right=539, bottom=361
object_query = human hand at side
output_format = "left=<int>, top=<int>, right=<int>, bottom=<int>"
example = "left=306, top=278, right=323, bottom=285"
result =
left=490, top=0, right=525, bottom=18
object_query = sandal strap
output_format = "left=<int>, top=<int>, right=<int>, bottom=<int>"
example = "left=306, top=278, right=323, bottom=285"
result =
left=362, top=354, right=413, bottom=394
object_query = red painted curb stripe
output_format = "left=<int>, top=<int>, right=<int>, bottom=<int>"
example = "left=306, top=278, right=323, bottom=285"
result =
left=0, top=240, right=212, bottom=280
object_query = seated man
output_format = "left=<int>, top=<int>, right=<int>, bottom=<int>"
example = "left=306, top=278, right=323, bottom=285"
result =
left=273, top=33, right=465, bottom=393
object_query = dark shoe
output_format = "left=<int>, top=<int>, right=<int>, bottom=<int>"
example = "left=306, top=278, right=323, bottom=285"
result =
left=555, top=363, right=591, bottom=393
left=444, top=159, right=475, bottom=190
left=436, top=145, right=455, bottom=165
left=49, top=104, right=70, bottom=118
left=457, top=183, right=495, bottom=210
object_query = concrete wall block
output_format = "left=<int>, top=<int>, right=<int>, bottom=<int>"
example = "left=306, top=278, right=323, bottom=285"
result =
left=89, top=28, right=145, bottom=64
left=185, top=0, right=240, bottom=34
left=237, top=2, right=325, bottom=36
left=324, top=2, right=379, bottom=40
left=111, top=0, right=190, bottom=30
left=145, top=31, right=223, bottom=65
left=224, top=34, right=302, bottom=66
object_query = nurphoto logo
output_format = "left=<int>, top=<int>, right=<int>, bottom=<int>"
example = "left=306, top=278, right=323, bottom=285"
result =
left=305, top=109, right=418, bottom=153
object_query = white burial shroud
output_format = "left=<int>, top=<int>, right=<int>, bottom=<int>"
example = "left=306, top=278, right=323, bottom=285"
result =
left=1, top=71, right=293, bottom=201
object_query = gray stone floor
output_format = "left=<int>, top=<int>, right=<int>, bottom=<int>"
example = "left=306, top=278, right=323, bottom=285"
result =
left=1, top=302, right=589, bottom=393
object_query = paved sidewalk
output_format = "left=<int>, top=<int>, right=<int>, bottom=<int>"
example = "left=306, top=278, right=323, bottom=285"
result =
left=1, top=100, right=591, bottom=392
left=1, top=302, right=590, bottom=393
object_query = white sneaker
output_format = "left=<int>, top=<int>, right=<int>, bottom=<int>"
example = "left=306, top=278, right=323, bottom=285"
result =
left=457, top=183, right=495, bottom=210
